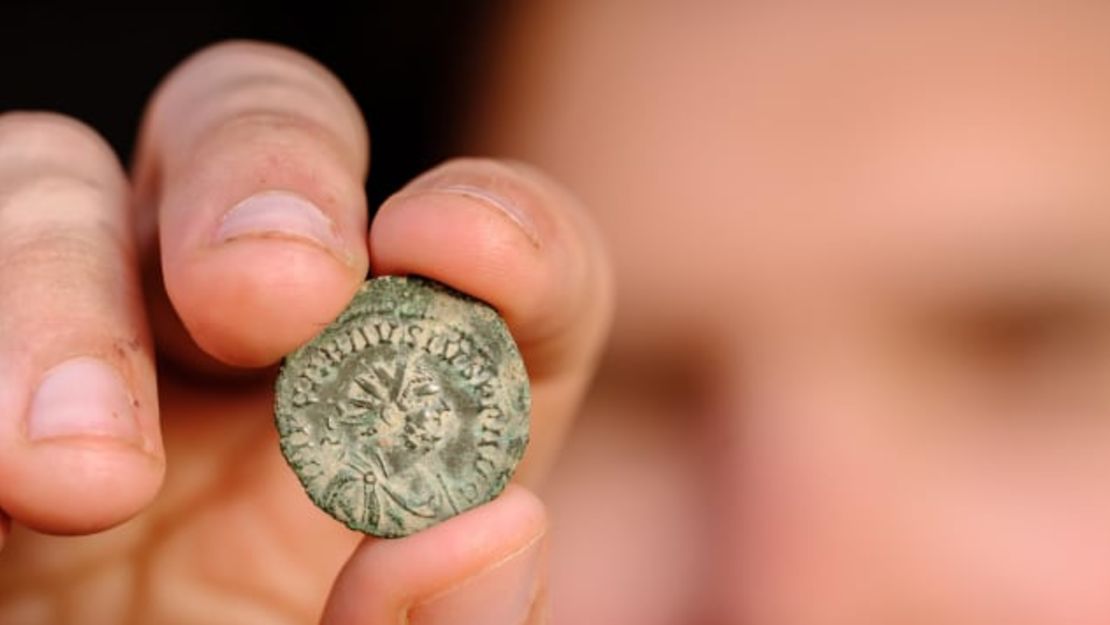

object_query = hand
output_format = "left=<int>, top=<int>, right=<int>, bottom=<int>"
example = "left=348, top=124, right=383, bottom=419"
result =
left=0, top=41, right=612, bottom=625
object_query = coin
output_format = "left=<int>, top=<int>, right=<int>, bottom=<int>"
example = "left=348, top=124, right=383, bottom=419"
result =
left=274, top=276, right=531, bottom=537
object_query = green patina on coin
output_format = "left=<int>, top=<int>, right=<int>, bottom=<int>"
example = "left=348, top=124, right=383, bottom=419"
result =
left=274, top=276, right=530, bottom=538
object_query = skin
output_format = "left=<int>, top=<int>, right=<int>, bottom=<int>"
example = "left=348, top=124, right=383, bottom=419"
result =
left=4, top=3, right=1110, bottom=624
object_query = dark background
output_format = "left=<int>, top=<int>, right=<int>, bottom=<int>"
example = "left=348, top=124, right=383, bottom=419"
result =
left=0, top=5, right=501, bottom=207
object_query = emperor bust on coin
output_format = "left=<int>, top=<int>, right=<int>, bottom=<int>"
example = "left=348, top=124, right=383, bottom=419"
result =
left=274, top=276, right=531, bottom=538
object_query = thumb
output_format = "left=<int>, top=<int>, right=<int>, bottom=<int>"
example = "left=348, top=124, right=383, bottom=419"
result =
left=322, top=485, right=549, bottom=625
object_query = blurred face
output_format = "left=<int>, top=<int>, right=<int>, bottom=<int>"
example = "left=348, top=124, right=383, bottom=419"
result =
left=468, top=3, right=1110, bottom=623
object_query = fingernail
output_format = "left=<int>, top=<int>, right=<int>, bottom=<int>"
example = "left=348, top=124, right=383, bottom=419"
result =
left=409, top=534, right=545, bottom=625
left=214, top=190, right=347, bottom=254
left=434, top=184, right=541, bottom=248
left=26, top=357, right=140, bottom=443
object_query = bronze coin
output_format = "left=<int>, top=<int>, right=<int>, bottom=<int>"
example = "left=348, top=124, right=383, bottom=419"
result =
left=275, top=276, right=530, bottom=537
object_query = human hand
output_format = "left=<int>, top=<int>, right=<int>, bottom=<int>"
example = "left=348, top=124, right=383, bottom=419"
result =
left=0, top=41, right=613, bottom=625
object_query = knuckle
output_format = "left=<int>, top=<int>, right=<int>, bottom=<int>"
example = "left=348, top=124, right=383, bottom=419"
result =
left=1, top=173, right=114, bottom=214
left=0, top=175, right=128, bottom=254
left=150, top=40, right=366, bottom=161
left=176, top=109, right=363, bottom=195
left=0, top=229, right=126, bottom=332
left=0, top=110, right=96, bottom=144
left=188, top=38, right=287, bottom=60
left=0, top=252, right=130, bottom=351
left=199, top=108, right=344, bottom=160
left=419, top=158, right=552, bottom=210
left=493, top=158, right=559, bottom=187
left=4, top=227, right=112, bottom=288
left=0, top=112, right=121, bottom=181
left=436, top=157, right=533, bottom=185
left=187, top=39, right=329, bottom=78
left=429, top=158, right=574, bottom=218
left=438, top=157, right=556, bottom=191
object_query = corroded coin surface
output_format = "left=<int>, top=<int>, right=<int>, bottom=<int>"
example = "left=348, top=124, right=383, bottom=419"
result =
left=275, top=276, right=530, bottom=537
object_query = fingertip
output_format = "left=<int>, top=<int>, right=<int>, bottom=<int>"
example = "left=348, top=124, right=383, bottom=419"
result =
left=167, top=235, right=363, bottom=367
left=0, top=440, right=164, bottom=535
left=2, top=362, right=164, bottom=533
left=323, top=485, right=547, bottom=625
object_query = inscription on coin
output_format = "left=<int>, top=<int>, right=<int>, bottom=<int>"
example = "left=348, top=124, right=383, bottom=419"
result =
left=274, top=276, right=530, bottom=537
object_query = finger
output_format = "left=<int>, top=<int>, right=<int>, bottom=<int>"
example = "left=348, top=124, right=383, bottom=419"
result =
left=0, top=112, right=162, bottom=534
left=133, top=40, right=370, bottom=368
left=322, top=485, right=549, bottom=625
left=371, top=158, right=614, bottom=485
